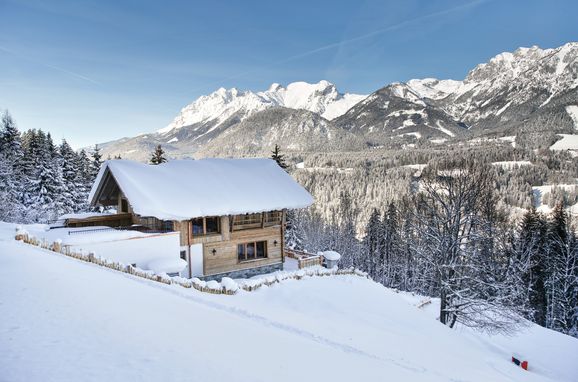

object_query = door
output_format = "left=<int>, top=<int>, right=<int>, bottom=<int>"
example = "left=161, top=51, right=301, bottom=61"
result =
left=190, top=243, right=204, bottom=277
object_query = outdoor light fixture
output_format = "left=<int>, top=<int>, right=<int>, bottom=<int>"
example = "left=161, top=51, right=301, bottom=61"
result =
left=273, top=240, right=278, bottom=247
left=212, top=249, right=217, bottom=256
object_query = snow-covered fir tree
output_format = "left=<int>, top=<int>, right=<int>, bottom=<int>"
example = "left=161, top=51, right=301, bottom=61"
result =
left=0, top=111, right=100, bottom=222
left=150, top=144, right=167, bottom=165
left=271, top=144, right=288, bottom=170
left=90, top=144, right=103, bottom=178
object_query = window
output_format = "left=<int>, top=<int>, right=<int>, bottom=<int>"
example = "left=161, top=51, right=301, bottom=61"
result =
left=162, top=221, right=174, bottom=231
left=233, top=213, right=262, bottom=230
left=191, top=217, right=221, bottom=236
left=205, top=217, right=220, bottom=234
left=191, top=218, right=204, bottom=235
left=256, top=241, right=266, bottom=258
left=237, top=244, right=245, bottom=261
left=264, top=211, right=282, bottom=226
left=237, top=240, right=268, bottom=262
left=120, top=199, right=128, bottom=213
left=180, top=250, right=187, bottom=260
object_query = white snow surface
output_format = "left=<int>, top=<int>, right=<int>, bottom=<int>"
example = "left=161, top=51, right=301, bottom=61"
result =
left=146, top=257, right=187, bottom=274
left=1, top=224, right=577, bottom=382
left=566, top=105, right=578, bottom=130
left=550, top=134, right=578, bottom=151
left=19, top=224, right=183, bottom=273
left=320, top=250, right=341, bottom=261
left=89, top=159, right=314, bottom=220
left=435, top=121, right=455, bottom=137
left=407, top=78, right=463, bottom=100
left=499, top=135, right=517, bottom=147
left=159, top=80, right=367, bottom=134
left=492, top=161, right=533, bottom=169
left=25, top=225, right=152, bottom=246
left=58, top=212, right=114, bottom=220
left=532, top=184, right=578, bottom=209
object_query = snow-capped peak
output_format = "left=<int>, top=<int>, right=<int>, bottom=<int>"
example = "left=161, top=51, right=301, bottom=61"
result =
left=405, top=78, right=463, bottom=101
left=268, top=83, right=283, bottom=92
left=159, top=80, right=367, bottom=134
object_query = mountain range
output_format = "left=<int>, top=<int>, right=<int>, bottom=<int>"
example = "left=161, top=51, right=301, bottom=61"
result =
left=100, top=42, right=578, bottom=161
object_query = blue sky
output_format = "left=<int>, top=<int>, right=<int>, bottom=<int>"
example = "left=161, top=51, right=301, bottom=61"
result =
left=0, top=0, right=576, bottom=148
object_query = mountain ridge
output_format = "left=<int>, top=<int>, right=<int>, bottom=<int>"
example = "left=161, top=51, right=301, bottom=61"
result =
left=100, top=42, right=578, bottom=161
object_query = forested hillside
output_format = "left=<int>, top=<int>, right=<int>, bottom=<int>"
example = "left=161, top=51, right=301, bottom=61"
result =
left=0, top=111, right=102, bottom=223
left=286, top=156, right=578, bottom=337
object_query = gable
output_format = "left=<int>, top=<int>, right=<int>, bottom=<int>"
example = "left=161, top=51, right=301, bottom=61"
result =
left=89, top=158, right=313, bottom=221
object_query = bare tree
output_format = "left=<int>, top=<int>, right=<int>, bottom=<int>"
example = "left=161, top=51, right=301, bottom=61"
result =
left=409, top=158, right=524, bottom=332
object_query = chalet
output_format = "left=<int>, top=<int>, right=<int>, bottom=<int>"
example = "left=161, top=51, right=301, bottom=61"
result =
left=85, top=158, right=314, bottom=280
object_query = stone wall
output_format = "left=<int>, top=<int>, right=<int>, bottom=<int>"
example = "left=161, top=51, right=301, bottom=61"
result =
left=202, top=263, right=283, bottom=282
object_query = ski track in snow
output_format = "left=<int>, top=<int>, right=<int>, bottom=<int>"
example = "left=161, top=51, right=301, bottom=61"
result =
left=2, top=239, right=436, bottom=380
left=30, top=240, right=427, bottom=374
left=2, top=222, right=577, bottom=382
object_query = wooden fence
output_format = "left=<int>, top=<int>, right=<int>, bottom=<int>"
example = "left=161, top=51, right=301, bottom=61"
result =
left=14, top=232, right=367, bottom=295
left=285, top=248, right=323, bottom=269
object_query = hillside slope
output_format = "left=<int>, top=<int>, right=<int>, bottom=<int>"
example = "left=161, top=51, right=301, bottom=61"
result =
left=0, top=224, right=576, bottom=382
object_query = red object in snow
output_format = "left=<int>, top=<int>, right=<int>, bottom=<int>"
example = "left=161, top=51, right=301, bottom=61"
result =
left=511, top=356, right=529, bottom=371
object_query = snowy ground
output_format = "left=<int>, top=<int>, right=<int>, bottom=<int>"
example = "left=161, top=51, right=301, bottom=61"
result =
left=550, top=134, right=578, bottom=155
left=16, top=224, right=182, bottom=274
left=532, top=184, right=578, bottom=214
left=1, top=223, right=577, bottom=382
left=492, top=160, right=532, bottom=169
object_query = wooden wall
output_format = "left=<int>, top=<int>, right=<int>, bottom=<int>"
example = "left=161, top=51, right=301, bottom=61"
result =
left=173, top=216, right=284, bottom=277
left=203, top=225, right=283, bottom=276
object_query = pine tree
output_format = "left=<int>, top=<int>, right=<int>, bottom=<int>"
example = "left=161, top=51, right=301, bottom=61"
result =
left=0, top=156, right=18, bottom=221
left=271, top=144, right=288, bottom=171
left=77, top=149, right=93, bottom=190
left=27, top=131, right=67, bottom=222
left=546, top=204, right=578, bottom=334
left=60, top=139, right=87, bottom=212
left=518, top=208, right=549, bottom=326
left=363, top=209, right=383, bottom=279
left=285, top=209, right=306, bottom=250
left=0, top=111, right=23, bottom=163
left=0, top=111, right=25, bottom=221
left=150, top=144, right=167, bottom=165
left=90, top=144, right=103, bottom=178
left=382, top=202, right=400, bottom=286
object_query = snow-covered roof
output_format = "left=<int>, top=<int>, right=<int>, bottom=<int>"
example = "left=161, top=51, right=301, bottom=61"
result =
left=58, top=212, right=114, bottom=220
left=89, top=159, right=313, bottom=221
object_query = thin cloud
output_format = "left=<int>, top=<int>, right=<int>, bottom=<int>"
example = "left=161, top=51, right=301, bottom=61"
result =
left=191, top=0, right=489, bottom=93
left=0, top=45, right=101, bottom=85
left=279, top=0, right=490, bottom=64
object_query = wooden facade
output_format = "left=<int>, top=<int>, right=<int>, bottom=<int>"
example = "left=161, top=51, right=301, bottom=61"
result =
left=65, top=213, right=133, bottom=228
left=174, top=211, right=285, bottom=277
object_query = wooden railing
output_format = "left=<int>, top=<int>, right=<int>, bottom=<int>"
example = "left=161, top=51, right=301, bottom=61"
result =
left=285, top=248, right=323, bottom=269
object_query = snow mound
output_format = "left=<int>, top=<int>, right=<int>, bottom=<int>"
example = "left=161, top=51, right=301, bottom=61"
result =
left=321, top=250, right=341, bottom=261
left=146, top=257, right=187, bottom=274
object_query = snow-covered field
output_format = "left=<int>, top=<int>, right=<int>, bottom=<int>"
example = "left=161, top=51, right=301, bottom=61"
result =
left=0, top=223, right=577, bottom=382
left=550, top=134, right=578, bottom=153
left=532, top=184, right=578, bottom=213
left=492, top=160, right=532, bottom=169
left=18, top=224, right=183, bottom=274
